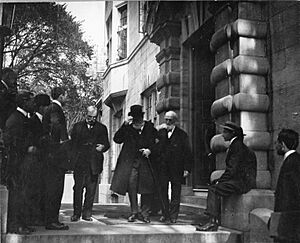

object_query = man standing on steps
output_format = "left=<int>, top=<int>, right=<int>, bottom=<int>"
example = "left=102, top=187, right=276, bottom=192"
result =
left=43, top=86, right=69, bottom=230
left=156, top=110, right=193, bottom=224
left=70, top=106, right=110, bottom=222
left=196, top=121, right=257, bottom=231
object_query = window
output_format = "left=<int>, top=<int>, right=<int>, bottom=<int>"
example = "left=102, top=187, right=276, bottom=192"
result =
left=117, top=4, right=127, bottom=60
left=144, top=89, right=157, bottom=126
left=106, top=14, right=112, bottom=65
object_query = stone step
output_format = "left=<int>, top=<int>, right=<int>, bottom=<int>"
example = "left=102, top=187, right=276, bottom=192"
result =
left=181, top=195, right=207, bottom=208
left=4, top=224, right=242, bottom=243
left=180, top=203, right=206, bottom=215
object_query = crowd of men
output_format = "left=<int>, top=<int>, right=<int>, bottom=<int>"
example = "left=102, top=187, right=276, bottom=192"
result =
left=1, top=68, right=299, bottom=240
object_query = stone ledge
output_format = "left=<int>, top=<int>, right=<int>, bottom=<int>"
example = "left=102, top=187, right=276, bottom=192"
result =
left=221, top=189, right=274, bottom=232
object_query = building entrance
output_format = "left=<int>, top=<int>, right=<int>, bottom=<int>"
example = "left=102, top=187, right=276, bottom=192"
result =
left=189, top=23, right=215, bottom=188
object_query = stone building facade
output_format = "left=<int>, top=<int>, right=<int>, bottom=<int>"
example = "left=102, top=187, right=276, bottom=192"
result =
left=100, top=1, right=299, bottom=241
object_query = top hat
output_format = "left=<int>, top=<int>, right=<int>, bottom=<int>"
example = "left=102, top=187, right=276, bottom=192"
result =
left=128, top=105, right=144, bottom=117
left=220, top=121, right=245, bottom=136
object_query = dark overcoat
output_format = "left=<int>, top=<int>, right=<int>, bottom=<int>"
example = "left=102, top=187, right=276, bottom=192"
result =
left=274, top=152, right=300, bottom=212
left=70, top=120, right=110, bottom=174
left=218, top=138, right=257, bottom=193
left=110, top=121, right=158, bottom=195
left=156, top=127, right=193, bottom=182
left=42, top=102, right=69, bottom=169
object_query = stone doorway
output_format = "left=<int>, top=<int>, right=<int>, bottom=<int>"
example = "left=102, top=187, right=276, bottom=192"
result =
left=188, top=22, right=215, bottom=188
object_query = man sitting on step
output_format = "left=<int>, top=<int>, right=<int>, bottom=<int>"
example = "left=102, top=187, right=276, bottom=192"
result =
left=196, top=121, right=257, bottom=231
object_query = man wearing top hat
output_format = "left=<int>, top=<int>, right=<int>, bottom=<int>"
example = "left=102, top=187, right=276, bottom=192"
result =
left=110, top=104, right=158, bottom=223
left=196, top=121, right=257, bottom=231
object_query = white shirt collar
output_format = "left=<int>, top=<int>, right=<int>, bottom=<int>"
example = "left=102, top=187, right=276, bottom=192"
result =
left=229, top=136, right=238, bottom=145
left=35, top=112, right=43, bottom=123
left=284, top=150, right=296, bottom=160
left=52, top=99, right=62, bottom=108
left=16, top=107, right=28, bottom=117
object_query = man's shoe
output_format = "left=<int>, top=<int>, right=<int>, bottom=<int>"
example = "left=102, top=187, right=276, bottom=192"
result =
left=45, top=222, right=69, bottom=230
left=128, top=214, right=138, bottom=222
left=82, top=216, right=92, bottom=221
left=195, top=222, right=218, bottom=231
left=170, top=219, right=177, bottom=224
left=141, top=216, right=151, bottom=223
left=71, top=215, right=80, bottom=222
left=159, top=216, right=170, bottom=223
left=10, top=226, right=32, bottom=235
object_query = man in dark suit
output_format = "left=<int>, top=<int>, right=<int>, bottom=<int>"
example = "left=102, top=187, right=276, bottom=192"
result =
left=25, top=94, right=50, bottom=226
left=70, top=106, right=110, bottom=222
left=271, top=128, right=300, bottom=242
left=3, top=90, right=34, bottom=234
left=156, top=111, right=193, bottom=224
left=42, top=86, right=69, bottom=230
left=196, top=121, right=257, bottom=231
left=110, top=105, right=158, bottom=223
left=275, top=128, right=300, bottom=212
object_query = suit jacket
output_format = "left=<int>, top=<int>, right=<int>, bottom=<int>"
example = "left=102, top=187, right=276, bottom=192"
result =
left=274, top=152, right=300, bottom=212
left=218, top=138, right=257, bottom=193
left=110, top=121, right=158, bottom=195
left=28, top=114, right=43, bottom=148
left=42, top=102, right=68, bottom=168
left=3, top=110, right=30, bottom=185
left=155, top=126, right=193, bottom=182
left=70, top=120, right=110, bottom=174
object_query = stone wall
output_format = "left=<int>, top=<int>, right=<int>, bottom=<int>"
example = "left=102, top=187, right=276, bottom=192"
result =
left=269, top=1, right=300, bottom=189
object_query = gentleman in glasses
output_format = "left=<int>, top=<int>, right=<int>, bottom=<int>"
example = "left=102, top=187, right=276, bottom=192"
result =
left=156, top=110, right=193, bottom=224
left=70, top=106, right=110, bottom=222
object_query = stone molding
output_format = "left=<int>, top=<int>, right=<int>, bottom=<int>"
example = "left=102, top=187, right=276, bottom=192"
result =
left=156, top=97, right=180, bottom=113
left=149, top=20, right=181, bottom=46
left=155, top=46, right=180, bottom=65
left=156, top=72, right=180, bottom=91
left=210, top=19, right=268, bottom=53
left=211, top=56, right=269, bottom=86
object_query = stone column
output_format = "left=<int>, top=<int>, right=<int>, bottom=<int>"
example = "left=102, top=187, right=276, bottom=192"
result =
left=208, top=2, right=274, bottom=240
left=150, top=21, right=181, bottom=121
left=0, top=184, right=8, bottom=237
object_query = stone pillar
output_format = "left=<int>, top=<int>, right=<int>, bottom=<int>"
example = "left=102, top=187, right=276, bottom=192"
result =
left=150, top=21, right=181, bottom=121
left=209, top=2, right=273, bottom=241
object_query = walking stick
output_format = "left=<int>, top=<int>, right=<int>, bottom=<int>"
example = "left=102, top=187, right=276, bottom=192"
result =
left=146, top=157, right=170, bottom=220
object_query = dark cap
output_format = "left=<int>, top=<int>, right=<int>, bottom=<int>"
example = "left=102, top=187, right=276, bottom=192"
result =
left=221, top=121, right=245, bottom=136
left=128, top=105, right=144, bottom=118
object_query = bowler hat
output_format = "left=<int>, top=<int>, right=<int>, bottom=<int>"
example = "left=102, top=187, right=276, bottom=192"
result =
left=221, top=121, right=245, bottom=136
left=128, top=105, right=144, bottom=117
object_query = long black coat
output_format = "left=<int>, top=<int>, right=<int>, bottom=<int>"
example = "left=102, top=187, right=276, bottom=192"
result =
left=156, top=127, right=193, bottom=182
left=3, top=109, right=31, bottom=182
left=70, top=120, right=110, bottom=174
left=42, top=102, right=69, bottom=169
left=218, top=138, right=257, bottom=193
left=274, top=152, right=300, bottom=212
left=110, top=121, right=158, bottom=195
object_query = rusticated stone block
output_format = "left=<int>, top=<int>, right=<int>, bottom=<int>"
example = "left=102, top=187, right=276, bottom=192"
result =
left=233, top=55, right=269, bottom=75
left=239, top=111, right=268, bottom=131
left=234, top=37, right=266, bottom=57
left=210, top=134, right=228, bottom=153
left=234, top=74, right=266, bottom=94
left=233, top=93, right=269, bottom=112
left=215, top=79, right=230, bottom=99
left=244, top=131, right=271, bottom=150
left=211, top=95, right=233, bottom=118
left=222, top=189, right=274, bottom=231
left=238, top=2, right=266, bottom=21
left=211, top=59, right=232, bottom=86
left=250, top=208, right=273, bottom=243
